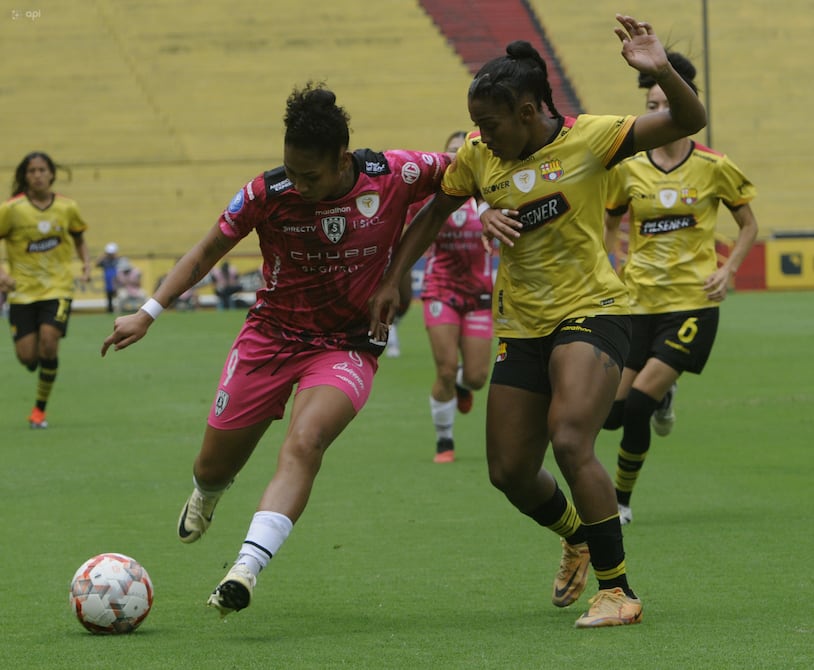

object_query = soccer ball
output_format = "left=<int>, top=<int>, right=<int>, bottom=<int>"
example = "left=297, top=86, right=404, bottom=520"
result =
left=69, top=553, right=154, bottom=634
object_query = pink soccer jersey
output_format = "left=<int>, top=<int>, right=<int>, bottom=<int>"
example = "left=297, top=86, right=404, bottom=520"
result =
left=420, top=198, right=493, bottom=312
left=218, top=149, right=450, bottom=352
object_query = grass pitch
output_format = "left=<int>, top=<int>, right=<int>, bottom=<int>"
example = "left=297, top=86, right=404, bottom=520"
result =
left=1, top=290, right=811, bottom=669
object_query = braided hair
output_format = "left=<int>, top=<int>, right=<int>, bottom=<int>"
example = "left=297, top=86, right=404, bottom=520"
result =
left=468, top=41, right=561, bottom=119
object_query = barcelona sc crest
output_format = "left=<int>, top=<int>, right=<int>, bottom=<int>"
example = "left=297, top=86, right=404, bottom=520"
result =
left=681, top=188, right=698, bottom=205
left=539, top=159, right=564, bottom=182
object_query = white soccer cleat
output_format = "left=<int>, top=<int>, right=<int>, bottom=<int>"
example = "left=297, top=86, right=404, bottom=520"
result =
left=618, top=504, right=633, bottom=526
left=207, top=564, right=256, bottom=617
left=651, top=383, right=677, bottom=436
left=177, top=485, right=227, bottom=544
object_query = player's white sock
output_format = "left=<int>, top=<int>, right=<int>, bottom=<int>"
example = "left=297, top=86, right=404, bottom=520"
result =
left=236, top=511, right=293, bottom=576
left=430, top=395, right=456, bottom=440
left=455, top=365, right=470, bottom=390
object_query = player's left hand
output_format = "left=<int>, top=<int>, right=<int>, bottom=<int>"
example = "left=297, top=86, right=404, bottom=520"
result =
left=703, top=268, right=731, bottom=302
left=481, top=207, right=521, bottom=248
left=368, top=280, right=400, bottom=346
left=614, top=14, right=668, bottom=79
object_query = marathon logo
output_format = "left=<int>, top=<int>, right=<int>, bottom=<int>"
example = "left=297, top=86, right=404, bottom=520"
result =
left=640, top=215, right=697, bottom=236
left=27, top=236, right=61, bottom=253
left=517, top=193, right=569, bottom=232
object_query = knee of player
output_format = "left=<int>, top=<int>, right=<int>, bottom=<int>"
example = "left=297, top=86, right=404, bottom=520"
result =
left=463, top=368, right=489, bottom=391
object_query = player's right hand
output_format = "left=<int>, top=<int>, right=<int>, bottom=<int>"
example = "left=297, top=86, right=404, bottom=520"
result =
left=101, top=311, right=154, bottom=356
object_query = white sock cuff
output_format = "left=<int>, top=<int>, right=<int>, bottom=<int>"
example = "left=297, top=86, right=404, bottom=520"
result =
left=455, top=366, right=469, bottom=390
left=243, top=511, right=293, bottom=558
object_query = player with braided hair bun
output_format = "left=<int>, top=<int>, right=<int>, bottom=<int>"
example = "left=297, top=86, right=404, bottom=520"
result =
left=102, top=82, right=452, bottom=616
left=370, top=15, right=707, bottom=628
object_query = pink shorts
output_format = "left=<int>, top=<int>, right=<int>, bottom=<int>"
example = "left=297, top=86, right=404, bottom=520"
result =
left=422, top=300, right=493, bottom=339
left=208, top=321, right=379, bottom=430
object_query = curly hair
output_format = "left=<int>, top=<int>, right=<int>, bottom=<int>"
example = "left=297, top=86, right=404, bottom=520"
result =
left=283, top=82, right=351, bottom=161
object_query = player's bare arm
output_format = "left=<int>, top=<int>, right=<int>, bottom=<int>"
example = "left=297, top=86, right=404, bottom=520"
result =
left=368, top=191, right=464, bottom=341
left=615, top=15, right=707, bottom=151
left=101, top=225, right=238, bottom=356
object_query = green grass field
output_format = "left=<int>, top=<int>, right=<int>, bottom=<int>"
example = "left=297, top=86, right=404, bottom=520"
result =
left=1, top=291, right=811, bottom=669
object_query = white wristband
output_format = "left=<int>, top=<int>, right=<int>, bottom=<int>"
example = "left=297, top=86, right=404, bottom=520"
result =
left=477, top=201, right=490, bottom=218
left=140, top=298, right=164, bottom=320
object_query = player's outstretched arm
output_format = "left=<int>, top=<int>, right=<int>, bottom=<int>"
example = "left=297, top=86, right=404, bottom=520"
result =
left=614, top=14, right=707, bottom=150
left=101, top=224, right=238, bottom=356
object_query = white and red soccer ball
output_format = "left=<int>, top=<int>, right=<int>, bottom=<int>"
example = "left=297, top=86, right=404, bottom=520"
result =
left=69, top=553, right=153, bottom=634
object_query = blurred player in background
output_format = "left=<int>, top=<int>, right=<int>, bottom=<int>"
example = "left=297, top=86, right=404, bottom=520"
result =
left=602, top=51, right=758, bottom=525
left=101, top=82, right=451, bottom=617
left=0, top=151, right=91, bottom=428
left=96, top=242, right=119, bottom=313
left=419, top=130, right=494, bottom=463
left=369, top=15, right=707, bottom=627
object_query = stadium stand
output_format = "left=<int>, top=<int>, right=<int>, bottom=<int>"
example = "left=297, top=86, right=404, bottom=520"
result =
left=1, top=1, right=810, bottom=297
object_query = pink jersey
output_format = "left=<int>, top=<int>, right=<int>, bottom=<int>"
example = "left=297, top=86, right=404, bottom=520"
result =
left=419, top=198, right=493, bottom=312
left=218, top=149, right=450, bottom=353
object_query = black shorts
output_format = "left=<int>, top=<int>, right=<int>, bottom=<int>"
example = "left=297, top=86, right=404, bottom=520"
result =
left=490, top=315, right=631, bottom=395
left=8, top=299, right=73, bottom=341
left=626, top=308, right=719, bottom=375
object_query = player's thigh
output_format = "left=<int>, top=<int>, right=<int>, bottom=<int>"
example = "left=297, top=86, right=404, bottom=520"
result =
left=426, top=323, right=461, bottom=374
left=460, top=334, right=492, bottom=387
left=549, top=340, right=620, bottom=440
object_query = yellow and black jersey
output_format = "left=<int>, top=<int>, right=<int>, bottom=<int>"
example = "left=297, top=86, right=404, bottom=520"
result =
left=0, top=193, right=87, bottom=304
left=443, top=114, right=634, bottom=338
left=606, top=142, right=756, bottom=313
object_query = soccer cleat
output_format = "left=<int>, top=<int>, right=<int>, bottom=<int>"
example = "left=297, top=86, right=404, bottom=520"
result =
left=651, top=383, right=677, bottom=436
left=552, top=538, right=591, bottom=607
left=455, top=385, right=473, bottom=414
left=574, top=587, right=643, bottom=628
left=29, top=407, right=48, bottom=429
left=618, top=503, right=633, bottom=526
left=177, top=485, right=228, bottom=544
left=207, top=564, right=256, bottom=617
left=433, top=437, right=455, bottom=463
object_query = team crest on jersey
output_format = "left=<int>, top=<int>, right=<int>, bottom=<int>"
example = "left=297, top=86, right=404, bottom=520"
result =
left=37, top=220, right=52, bottom=234
left=659, top=189, right=678, bottom=208
left=539, top=159, right=564, bottom=182
left=401, top=162, right=420, bottom=184
left=356, top=192, right=380, bottom=218
left=322, top=216, right=346, bottom=243
left=681, top=188, right=698, bottom=205
left=451, top=209, right=468, bottom=227
left=214, top=389, right=230, bottom=417
left=513, top=169, right=536, bottom=193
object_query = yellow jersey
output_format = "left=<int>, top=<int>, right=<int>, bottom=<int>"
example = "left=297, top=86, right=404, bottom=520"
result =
left=0, top=193, right=88, bottom=304
left=606, top=142, right=756, bottom=313
left=442, top=114, right=634, bottom=337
